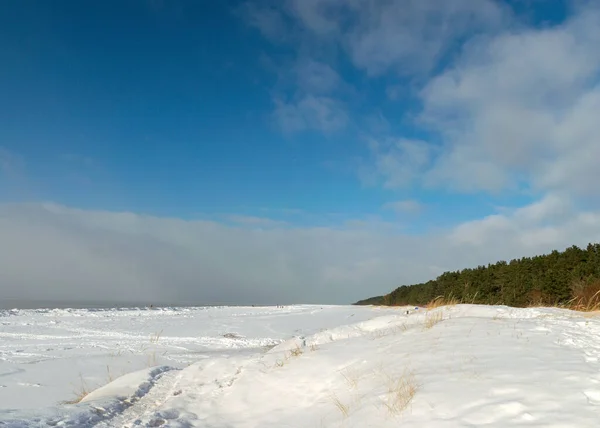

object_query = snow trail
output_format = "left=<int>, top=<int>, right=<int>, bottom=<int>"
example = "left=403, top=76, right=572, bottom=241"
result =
left=92, top=369, right=183, bottom=428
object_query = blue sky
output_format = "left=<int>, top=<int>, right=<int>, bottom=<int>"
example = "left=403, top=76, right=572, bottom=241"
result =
left=0, top=0, right=566, bottom=226
left=1, top=0, right=599, bottom=304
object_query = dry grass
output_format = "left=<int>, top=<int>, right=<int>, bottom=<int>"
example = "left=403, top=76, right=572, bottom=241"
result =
left=339, top=367, right=360, bottom=389
left=275, top=351, right=290, bottom=367
left=150, top=329, right=163, bottom=344
left=330, top=392, right=351, bottom=418
left=427, top=296, right=460, bottom=309
left=289, top=344, right=304, bottom=357
left=527, top=280, right=600, bottom=313
left=63, top=365, right=121, bottom=405
left=147, top=351, right=158, bottom=367
left=274, top=344, right=304, bottom=368
left=568, top=280, right=600, bottom=312
left=566, top=299, right=600, bottom=313
left=328, top=365, right=418, bottom=420
left=62, top=374, right=90, bottom=405
left=309, top=343, right=319, bottom=352
left=424, top=311, right=444, bottom=329
left=527, top=294, right=600, bottom=314
left=380, top=370, right=418, bottom=416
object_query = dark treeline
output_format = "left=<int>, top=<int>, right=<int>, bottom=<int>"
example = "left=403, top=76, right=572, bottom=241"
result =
left=354, top=295, right=385, bottom=306
left=356, top=243, right=600, bottom=307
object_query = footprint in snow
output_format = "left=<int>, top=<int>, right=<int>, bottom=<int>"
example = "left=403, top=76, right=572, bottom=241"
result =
left=157, top=409, right=180, bottom=420
left=148, top=418, right=166, bottom=426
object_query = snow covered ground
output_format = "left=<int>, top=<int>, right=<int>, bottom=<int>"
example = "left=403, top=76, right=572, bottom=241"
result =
left=1, top=304, right=599, bottom=427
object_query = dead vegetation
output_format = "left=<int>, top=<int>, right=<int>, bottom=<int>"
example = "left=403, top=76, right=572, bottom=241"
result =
left=62, top=374, right=90, bottom=405
left=289, top=344, right=303, bottom=357
left=381, top=370, right=418, bottom=416
left=427, top=296, right=460, bottom=309
left=424, top=311, right=444, bottom=329
left=568, top=280, right=600, bottom=312
left=274, top=344, right=305, bottom=367
left=330, top=392, right=351, bottom=418
left=149, top=329, right=163, bottom=344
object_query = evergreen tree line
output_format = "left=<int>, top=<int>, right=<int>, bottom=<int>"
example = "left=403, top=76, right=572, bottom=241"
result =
left=355, top=243, right=600, bottom=308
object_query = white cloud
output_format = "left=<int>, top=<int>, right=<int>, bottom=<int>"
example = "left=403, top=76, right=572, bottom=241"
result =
left=247, top=0, right=507, bottom=76
left=383, top=200, right=423, bottom=215
left=447, top=194, right=600, bottom=254
left=228, top=215, right=287, bottom=227
left=273, top=95, right=348, bottom=133
left=1, top=200, right=599, bottom=305
left=242, top=0, right=508, bottom=135
left=420, top=5, right=600, bottom=198
left=340, top=0, right=507, bottom=76
left=237, top=2, right=289, bottom=43
left=271, top=58, right=349, bottom=134
left=287, top=0, right=341, bottom=37
left=512, top=194, right=573, bottom=225
left=294, top=59, right=340, bottom=94
left=245, top=1, right=600, bottom=205
left=366, top=138, right=435, bottom=188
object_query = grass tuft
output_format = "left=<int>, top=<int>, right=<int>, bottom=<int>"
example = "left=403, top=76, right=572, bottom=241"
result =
left=381, top=370, right=418, bottom=416
left=106, top=365, right=113, bottom=383
left=274, top=345, right=304, bottom=368
left=339, top=367, right=360, bottom=389
left=289, top=344, right=303, bottom=357
left=424, top=311, right=444, bottom=329
left=150, top=329, right=163, bottom=344
left=427, top=295, right=460, bottom=309
left=330, top=392, right=350, bottom=418
left=568, top=281, right=600, bottom=312
left=62, top=374, right=90, bottom=405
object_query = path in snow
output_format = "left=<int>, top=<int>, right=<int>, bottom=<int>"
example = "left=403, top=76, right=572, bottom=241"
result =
left=91, top=369, right=183, bottom=428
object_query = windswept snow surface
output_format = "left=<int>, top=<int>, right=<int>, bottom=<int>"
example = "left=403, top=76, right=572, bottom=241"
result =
left=1, top=305, right=600, bottom=427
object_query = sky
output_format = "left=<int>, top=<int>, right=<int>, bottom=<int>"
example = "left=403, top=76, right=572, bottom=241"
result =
left=1, top=0, right=600, bottom=306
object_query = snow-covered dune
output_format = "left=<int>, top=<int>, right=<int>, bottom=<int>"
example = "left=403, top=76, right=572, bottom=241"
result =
left=1, top=304, right=600, bottom=427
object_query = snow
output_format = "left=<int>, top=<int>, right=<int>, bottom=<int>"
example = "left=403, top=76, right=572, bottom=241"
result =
left=1, top=304, right=600, bottom=427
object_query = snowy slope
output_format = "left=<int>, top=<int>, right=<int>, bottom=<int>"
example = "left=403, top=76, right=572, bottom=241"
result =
left=0, top=305, right=396, bottom=420
left=1, top=304, right=600, bottom=427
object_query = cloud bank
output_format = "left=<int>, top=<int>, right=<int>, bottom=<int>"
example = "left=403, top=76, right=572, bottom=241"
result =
left=1, top=199, right=599, bottom=305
